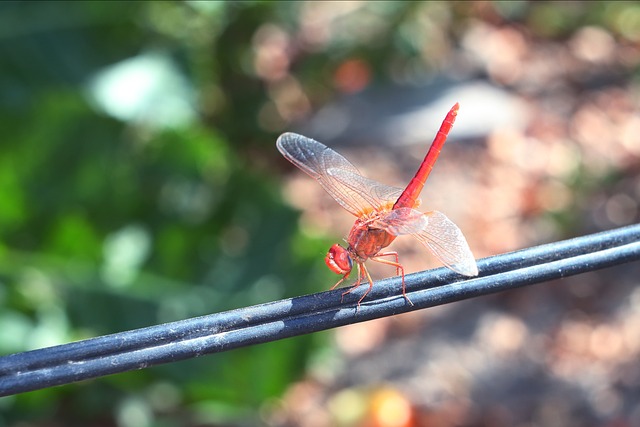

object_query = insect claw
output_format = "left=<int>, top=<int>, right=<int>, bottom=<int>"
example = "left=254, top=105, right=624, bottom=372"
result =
left=400, top=272, right=413, bottom=306
left=357, top=284, right=372, bottom=307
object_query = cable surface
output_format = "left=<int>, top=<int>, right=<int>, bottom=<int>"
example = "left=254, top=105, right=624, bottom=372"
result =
left=1, top=224, right=639, bottom=396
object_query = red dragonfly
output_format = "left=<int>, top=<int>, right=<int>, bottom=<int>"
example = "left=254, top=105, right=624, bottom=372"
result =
left=277, top=103, right=478, bottom=306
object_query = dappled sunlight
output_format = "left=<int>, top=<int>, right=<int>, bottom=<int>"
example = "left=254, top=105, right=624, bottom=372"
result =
left=1, top=1, right=639, bottom=426
left=87, top=51, right=196, bottom=130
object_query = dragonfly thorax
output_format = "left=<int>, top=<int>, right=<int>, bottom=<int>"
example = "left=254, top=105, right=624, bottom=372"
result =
left=347, top=220, right=396, bottom=261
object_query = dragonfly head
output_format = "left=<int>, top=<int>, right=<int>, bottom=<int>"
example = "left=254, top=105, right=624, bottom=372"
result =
left=325, top=244, right=353, bottom=275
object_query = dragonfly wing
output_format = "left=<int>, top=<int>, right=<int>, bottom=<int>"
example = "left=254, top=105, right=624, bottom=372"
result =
left=371, top=207, right=428, bottom=235
left=277, top=132, right=402, bottom=216
left=411, top=211, right=478, bottom=277
left=326, top=168, right=404, bottom=213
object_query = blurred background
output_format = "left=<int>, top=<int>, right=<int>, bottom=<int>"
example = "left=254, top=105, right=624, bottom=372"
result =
left=0, top=1, right=639, bottom=426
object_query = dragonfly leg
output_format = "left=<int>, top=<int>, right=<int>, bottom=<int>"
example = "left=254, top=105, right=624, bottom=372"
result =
left=341, top=264, right=362, bottom=295
left=340, top=263, right=371, bottom=308
left=371, top=252, right=413, bottom=306
left=341, top=273, right=358, bottom=303
left=356, top=263, right=375, bottom=307
left=372, top=251, right=401, bottom=275
left=330, top=271, right=353, bottom=303
left=330, top=272, right=350, bottom=291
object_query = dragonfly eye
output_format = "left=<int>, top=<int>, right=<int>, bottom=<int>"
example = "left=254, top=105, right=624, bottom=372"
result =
left=325, top=244, right=352, bottom=275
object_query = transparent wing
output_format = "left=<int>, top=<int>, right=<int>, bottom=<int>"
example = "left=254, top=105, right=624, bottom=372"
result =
left=372, top=208, right=478, bottom=276
left=371, top=207, right=428, bottom=235
left=411, top=211, right=478, bottom=277
left=277, top=132, right=403, bottom=216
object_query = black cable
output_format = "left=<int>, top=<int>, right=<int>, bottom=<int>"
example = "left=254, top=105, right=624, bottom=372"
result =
left=1, top=224, right=639, bottom=396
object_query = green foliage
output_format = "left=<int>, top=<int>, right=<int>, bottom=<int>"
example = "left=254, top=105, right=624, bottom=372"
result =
left=0, top=2, right=333, bottom=425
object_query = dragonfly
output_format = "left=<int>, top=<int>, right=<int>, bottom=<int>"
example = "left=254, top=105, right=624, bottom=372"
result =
left=276, top=103, right=478, bottom=307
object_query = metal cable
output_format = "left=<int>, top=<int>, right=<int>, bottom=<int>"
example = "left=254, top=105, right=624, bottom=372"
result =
left=1, top=223, right=639, bottom=396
